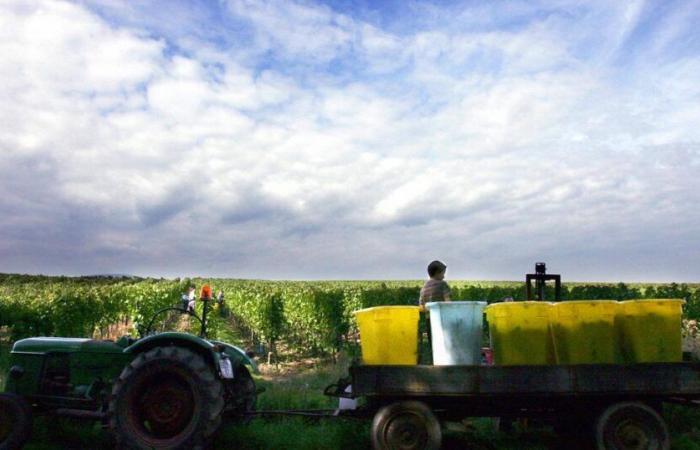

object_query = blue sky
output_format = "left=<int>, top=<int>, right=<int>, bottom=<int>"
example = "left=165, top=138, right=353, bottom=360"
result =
left=1, top=0, right=699, bottom=281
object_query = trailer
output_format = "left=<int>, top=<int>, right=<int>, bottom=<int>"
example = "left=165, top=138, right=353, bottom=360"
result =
left=324, top=362, right=700, bottom=450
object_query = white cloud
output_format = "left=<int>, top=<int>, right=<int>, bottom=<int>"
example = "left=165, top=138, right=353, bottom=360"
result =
left=225, top=0, right=354, bottom=62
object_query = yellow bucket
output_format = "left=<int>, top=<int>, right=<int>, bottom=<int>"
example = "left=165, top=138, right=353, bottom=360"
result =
left=354, top=306, right=420, bottom=365
left=550, top=301, right=619, bottom=364
left=485, top=302, right=555, bottom=365
left=617, top=299, right=684, bottom=363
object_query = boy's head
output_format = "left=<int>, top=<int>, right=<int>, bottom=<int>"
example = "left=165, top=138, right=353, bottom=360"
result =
left=427, top=260, right=447, bottom=279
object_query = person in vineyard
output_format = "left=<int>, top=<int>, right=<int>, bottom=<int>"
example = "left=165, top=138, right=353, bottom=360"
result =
left=181, top=288, right=189, bottom=311
left=418, top=260, right=451, bottom=363
left=181, top=285, right=195, bottom=311
left=187, top=285, right=196, bottom=313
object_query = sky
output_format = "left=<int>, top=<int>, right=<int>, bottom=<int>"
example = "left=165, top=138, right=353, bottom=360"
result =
left=1, top=0, right=699, bottom=282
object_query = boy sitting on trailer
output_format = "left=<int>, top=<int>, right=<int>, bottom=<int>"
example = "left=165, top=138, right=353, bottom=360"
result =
left=419, top=260, right=451, bottom=309
left=418, top=260, right=451, bottom=363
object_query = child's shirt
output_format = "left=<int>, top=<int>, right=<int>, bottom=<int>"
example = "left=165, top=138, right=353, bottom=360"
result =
left=419, top=279, right=451, bottom=307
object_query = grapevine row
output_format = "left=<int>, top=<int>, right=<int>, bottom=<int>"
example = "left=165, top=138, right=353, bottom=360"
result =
left=1, top=274, right=698, bottom=357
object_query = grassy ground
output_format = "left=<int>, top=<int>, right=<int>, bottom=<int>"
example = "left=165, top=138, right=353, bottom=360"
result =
left=0, top=344, right=8, bottom=389
left=3, top=343, right=700, bottom=449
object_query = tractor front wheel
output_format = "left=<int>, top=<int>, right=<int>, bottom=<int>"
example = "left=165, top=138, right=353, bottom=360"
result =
left=0, top=393, right=32, bottom=450
left=107, top=346, right=224, bottom=450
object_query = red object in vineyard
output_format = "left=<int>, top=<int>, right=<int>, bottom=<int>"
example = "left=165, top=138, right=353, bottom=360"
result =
left=200, top=284, right=212, bottom=300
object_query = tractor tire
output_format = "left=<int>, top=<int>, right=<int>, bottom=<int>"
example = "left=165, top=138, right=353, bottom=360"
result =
left=107, top=346, right=224, bottom=450
left=0, top=393, right=32, bottom=450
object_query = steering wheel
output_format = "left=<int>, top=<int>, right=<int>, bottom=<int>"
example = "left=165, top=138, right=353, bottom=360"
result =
left=142, top=307, right=205, bottom=337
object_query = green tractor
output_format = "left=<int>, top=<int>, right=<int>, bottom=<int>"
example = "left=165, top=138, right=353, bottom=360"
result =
left=0, top=287, right=258, bottom=450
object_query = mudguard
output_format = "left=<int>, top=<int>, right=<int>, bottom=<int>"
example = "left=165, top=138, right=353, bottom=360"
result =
left=124, top=332, right=214, bottom=354
left=211, top=340, right=259, bottom=374
left=123, top=332, right=258, bottom=374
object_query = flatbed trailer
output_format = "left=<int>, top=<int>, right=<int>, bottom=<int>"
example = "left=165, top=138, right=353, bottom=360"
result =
left=325, top=362, right=700, bottom=450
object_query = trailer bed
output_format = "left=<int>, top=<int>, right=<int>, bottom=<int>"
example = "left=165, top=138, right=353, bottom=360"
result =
left=349, top=363, right=700, bottom=399
left=328, top=363, right=700, bottom=448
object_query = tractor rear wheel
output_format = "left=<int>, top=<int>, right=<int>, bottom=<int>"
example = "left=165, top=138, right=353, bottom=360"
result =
left=107, top=346, right=224, bottom=450
left=0, top=393, right=32, bottom=450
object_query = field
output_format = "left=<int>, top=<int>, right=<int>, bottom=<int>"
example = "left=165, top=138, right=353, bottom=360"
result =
left=3, top=274, right=700, bottom=449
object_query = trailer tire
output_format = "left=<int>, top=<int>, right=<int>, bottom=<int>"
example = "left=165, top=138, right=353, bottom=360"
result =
left=595, top=402, right=669, bottom=450
left=0, top=393, right=32, bottom=450
left=107, top=346, right=224, bottom=450
left=371, top=401, right=441, bottom=450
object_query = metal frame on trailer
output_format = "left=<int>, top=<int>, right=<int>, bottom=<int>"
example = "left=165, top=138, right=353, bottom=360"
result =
left=525, top=262, right=561, bottom=301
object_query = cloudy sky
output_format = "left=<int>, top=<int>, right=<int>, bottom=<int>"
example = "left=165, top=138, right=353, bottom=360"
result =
left=1, top=0, right=699, bottom=282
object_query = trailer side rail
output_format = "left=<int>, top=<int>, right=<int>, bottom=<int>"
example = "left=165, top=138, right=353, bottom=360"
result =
left=350, top=363, right=700, bottom=398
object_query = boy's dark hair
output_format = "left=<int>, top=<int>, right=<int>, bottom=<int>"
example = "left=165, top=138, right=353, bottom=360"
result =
left=427, top=260, right=447, bottom=277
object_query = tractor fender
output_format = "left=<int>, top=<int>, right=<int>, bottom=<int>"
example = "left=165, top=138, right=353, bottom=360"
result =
left=123, top=333, right=258, bottom=375
left=210, top=340, right=259, bottom=374
left=124, top=332, right=220, bottom=369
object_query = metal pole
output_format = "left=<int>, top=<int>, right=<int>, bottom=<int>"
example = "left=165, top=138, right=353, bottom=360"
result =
left=201, top=297, right=209, bottom=338
left=526, top=275, right=533, bottom=300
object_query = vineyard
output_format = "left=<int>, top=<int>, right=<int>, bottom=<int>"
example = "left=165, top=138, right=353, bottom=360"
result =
left=1, top=273, right=699, bottom=358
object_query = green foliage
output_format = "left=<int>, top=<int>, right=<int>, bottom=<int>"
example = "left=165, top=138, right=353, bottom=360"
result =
left=282, top=287, right=346, bottom=354
left=226, top=285, right=285, bottom=346
left=0, top=276, right=182, bottom=341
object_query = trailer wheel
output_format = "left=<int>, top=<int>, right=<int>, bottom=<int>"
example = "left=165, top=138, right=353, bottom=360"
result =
left=108, top=346, right=224, bottom=450
left=595, top=402, right=669, bottom=450
left=371, top=401, right=441, bottom=450
left=0, top=393, right=32, bottom=450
